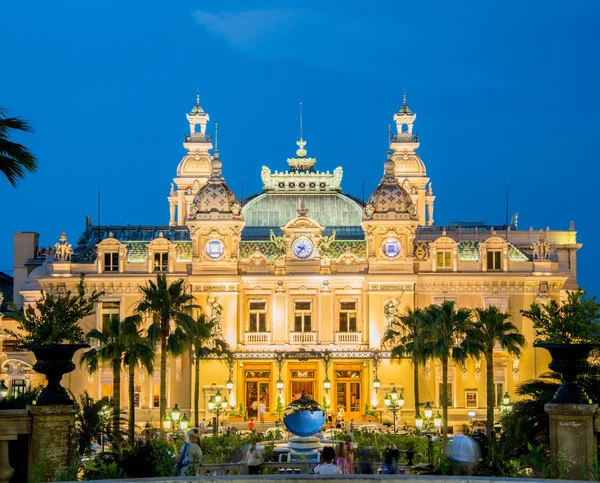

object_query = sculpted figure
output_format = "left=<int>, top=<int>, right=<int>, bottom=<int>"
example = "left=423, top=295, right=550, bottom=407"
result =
left=318, top=230, right=336, bottom=258
left=270, top=230, right=287, bottom=258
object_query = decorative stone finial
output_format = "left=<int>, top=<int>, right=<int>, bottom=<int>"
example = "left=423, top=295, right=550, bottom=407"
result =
left=383, top=150, right=395, bottom=178
left=53, top=230, right=73, bottom=262
left=297, top=201, right=309, bottom=217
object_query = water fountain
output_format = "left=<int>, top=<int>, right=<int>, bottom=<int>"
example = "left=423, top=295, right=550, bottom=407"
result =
left=277, top=396, right=326, bottom=462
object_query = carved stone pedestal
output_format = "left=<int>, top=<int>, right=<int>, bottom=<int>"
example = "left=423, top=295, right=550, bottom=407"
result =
left=28, top=404, right=78, bottom=482
left=546, top=403, right=598, bottom=480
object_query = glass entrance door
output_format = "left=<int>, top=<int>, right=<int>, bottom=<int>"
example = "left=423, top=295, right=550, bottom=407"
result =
left=334, top=367, right=362, bottom=420
left=289, top=366, right=317, bottom=401
left=244, top=369, right=271, bottom=420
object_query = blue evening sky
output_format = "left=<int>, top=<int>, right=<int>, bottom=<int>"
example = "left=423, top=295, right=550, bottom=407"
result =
left=1, top=1, right=599, bottom=296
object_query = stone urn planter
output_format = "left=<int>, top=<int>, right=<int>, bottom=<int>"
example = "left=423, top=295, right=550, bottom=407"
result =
left=24, top=344, right=89, bottom=406
left=534, top=343, right=597, bottom=404
left=404, top=450, right=416, bottom=466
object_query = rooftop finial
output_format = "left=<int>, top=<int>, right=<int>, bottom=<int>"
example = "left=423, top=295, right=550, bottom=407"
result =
left=388, top=123, right=392, bottom=148
left=300, top=101, right=303, bottom=140
left=196, top=84, right=200, bottom=106
left=214, top=122, right=219, bottom=150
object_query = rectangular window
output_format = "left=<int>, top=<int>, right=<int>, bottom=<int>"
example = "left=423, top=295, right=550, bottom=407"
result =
left=438, top=382, right=453, bottom=407
left=339, top=301, right=357, bottom=332
left=10, top=379, right=27, bottom=397
left=104, top=252, right=119, bottom=272
left=153, top=252, right=168, bottom=272
left=248, top=301, right=267, bottom=332
left=152, top=383, right=160, bottom=408
left=101, top=301, right=120, bottom=331
left=294, top=301, right=312, bottom=332
left=437, top=250, right=452, bottom=270
left=487, top=250, right=502, bottom=270
left=495, top=382, right=504, bottom=407
left=101, top=383, right=114, bottom=399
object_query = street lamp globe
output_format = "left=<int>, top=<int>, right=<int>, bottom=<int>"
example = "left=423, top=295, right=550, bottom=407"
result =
left=433, top=411, right=442, bottom=428
left=221, top=400, right=227, bottom=410
left=373, top=378, right=380, bottom=391
left=424, top=402, right=433, bottom=420
left=397, top=393, right=405, bottom=408
left=215, top=390, right=222, bottom=404
left=276, top=379, right=284, bottom=392
left=180, top=413, right=190, bottom=431
left=324, top=378, right=331, bottom=391
left=171, top=404, right=181, bottom=421
left=390, top=386, right=398, bottom=400
left=503, top=392, right=511, bottom=406
left=226, top=379, right=234, bottom=392
left=384, top=394, right=391, bottom=407
left=208, top=395, right=215, bottom=411
left=162, top=413, right=172, bottom=431
left=415, top=412, right=423, bottom=428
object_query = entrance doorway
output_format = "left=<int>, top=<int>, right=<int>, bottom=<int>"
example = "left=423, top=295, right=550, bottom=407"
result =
left=334, top=365, right=362, bottom=420
left=244, top=368, right=271, bottom=420
left=289, top=365, right=317, bottom=401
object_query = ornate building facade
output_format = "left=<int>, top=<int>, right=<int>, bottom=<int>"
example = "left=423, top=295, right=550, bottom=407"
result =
left=2, top=95, right=581, bottom=429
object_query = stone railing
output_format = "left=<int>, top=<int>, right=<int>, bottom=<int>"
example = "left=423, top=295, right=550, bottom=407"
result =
left=335, top=332, right=362, bottom=343
left=290, top=332, right=317, bottom=344
left=244, top=332, right=272, bottom=344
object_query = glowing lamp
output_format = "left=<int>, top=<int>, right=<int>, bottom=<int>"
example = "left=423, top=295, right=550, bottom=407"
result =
left=324, top=378, right=331, bottom=391
left=391, top=386, right=398, bottom=400
left=0, top=380, right=8, bottom=399
left=171, top=404, right=181, bottom=421
left=214, top=390, right=222, bottom=404
left=433, top=411, right=442, bottom=427
left=424, top=402, right=433, bottom=420
left=415, top=412, right=423, bottom=428
left=397, top=393, right=405, bottom=408
left=503, top=392, right=511, bottom=406
left=162, top=413, right=172, bottom=430
left=276, top=379, right=284, bottom=392
left=208, top=395, right=215, bottom=411
left=226, top=379, right=234, bottom=392
left=373, top=378, right=381, bottom=391
left=384, top=394, right=391, bottom=407
left=180, top=413, right=190, bottom=431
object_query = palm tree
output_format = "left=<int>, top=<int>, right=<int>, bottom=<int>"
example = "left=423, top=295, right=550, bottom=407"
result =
left=472, top=306, right=525, bottom=439
left=81, top=314, right=133, bottom=444
left=0, top=109, right=37, bottom=186
left=75, top=391, right=111, bottom=455
left=180, top=312, right=232, bottom=427
left=420, top=301, right=477, bottom=453
left=121, top=315, right=156, bottom=444
left=136, top=274, right=196, bottom=434
left=382, top=307, right=426, bottom=417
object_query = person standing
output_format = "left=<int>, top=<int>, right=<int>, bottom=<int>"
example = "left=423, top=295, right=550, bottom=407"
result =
left=259, top=399, right=266, bottom=423
left=383, top=444, right=400, bottom=474
left=335, top=442, right=350, bottom=474
left=448, top=432, right=480, bottom=475
left=199, top=418, right=206, bottom=437
left=176, top=430, right=203, bottom=476
left=314, top=446, right=342, bottom=475
left=248, top=419, right=255, bottom=432
left=246, top=442, right=263, bottom=475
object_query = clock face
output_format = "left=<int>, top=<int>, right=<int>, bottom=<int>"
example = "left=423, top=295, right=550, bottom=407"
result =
left=205, top=239, right=225, bottom=259
left=292, top=237, right=314, bottom=259
left=382, top=238, right=402, bottom=259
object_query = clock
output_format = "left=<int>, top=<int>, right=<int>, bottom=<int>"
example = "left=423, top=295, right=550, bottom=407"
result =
left=205, top=239, right=225, bottom=259
left=382, top=238, right=402, bottom=259
left=292, top=237, right=314, bottom=259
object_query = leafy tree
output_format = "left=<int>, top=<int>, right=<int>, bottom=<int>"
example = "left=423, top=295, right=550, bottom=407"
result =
left=420, top=301, right=477, bottom=453
left=0, top=108, right=37, bottom=186
left=75, top=391, right=111, bottom=455
left=81, top=315, right=141, bottom=444
left=4, top=274, right=103, bottom=345
left=472, top=306, right=525, bottom=439
left=136, top=275, right=197, bottom=434
left=382, top=307, right=426, bottom=418
left=122, top=315, right=155, bottom=444
left=521, top=289, right=600, bottom=344
left=179, top=312, right=231, bottom=427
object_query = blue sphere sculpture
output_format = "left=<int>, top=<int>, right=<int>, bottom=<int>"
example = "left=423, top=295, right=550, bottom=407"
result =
left=283, top=397, right=325, bottom=437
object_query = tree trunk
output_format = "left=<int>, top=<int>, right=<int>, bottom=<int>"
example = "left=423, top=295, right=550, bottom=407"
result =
left=442, top=356, right=448, bottom=455
left=128, top=363, right=135, bottom=445
left=112, top=362, right=121, bottom=447
left=486, top=345, right=495, bottom=440
left=194, top=353, right=200, bottom=428
left=159, top=330, right=168, bottom=437
left=413, top=359, right=420, bottom=417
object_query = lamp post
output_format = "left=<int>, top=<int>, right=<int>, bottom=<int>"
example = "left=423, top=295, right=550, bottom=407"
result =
left=208, top=390, right=228, bottom=435
left=372, top=350, right=381, bottom=393
left=383, top=385, right=404, bottom=433
left=276, top=352, right=285, bottom=395
left=161, top=404, right=190, bottom=438
left=500, top=392, right=512, bottom=413
left=323, top=351, right=332, bottom=393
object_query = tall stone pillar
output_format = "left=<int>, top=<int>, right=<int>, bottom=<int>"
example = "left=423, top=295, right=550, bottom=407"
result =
left=28, top=405, right=78, bottom=482
left=546, top=403, right=598, bottom=480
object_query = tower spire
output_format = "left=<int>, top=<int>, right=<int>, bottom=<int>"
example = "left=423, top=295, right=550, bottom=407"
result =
left=214, top=122, right=219, bottom=152
left=388, top=123, right=392, bottom=148
left=300, top=101, right=303, bottom=140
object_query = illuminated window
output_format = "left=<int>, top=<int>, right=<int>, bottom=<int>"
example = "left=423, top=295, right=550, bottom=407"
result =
left=294, top=301, right=312, bottom=332
left=487, top=250, right=502, bottom=270
left=104, top=252, right=119, bottom=272
left=248, top=301, right=267, bottom=332
left=437, top=250, right=452, bottom=270
left=152, top=383, right=160, bottom=408
left=153, top=252, right=168, bottom=272
left=101, top=383, right=114, bottom=399
left=339, top=301, right=357, bottom=332
left=10, top=379, right=27, bottom=397
left=101, top=301, right=120, bottom=331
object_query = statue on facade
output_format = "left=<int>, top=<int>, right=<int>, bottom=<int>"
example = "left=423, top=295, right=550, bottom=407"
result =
left=170, top=183, right=176, bottom=197
left=532, top=230, right=552, bottom=261
left=317, top=230, right=336, bottom=258
left=208, top=295, right=224, bottom=339
left=383, top=296, right=403, bottom=332
left=270, top=230, right=287, bottom=259
left=53, top=231, right=73, bottom=262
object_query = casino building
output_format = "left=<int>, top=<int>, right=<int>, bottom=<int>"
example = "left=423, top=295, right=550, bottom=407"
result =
left=2, top=95, right=581, bottom=429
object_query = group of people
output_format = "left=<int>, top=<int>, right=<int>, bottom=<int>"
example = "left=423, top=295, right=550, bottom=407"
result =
left=314, top=442, right=354, bottom=474
left=174, top=429, right=203, bottom=476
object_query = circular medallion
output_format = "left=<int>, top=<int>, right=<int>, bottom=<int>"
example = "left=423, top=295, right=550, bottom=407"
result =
left=205, top=239, right=225, bottom=259
left=381, top=238, right=402, bottom=259
left=292, top=237, right=314, bottom=259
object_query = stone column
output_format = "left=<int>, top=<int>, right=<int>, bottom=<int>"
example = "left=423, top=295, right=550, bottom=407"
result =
left=28, top=405, right=79, bottom=482
left=0, top=409, right=31, bottom=483
left=546, top=403, right=598, bottom=480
